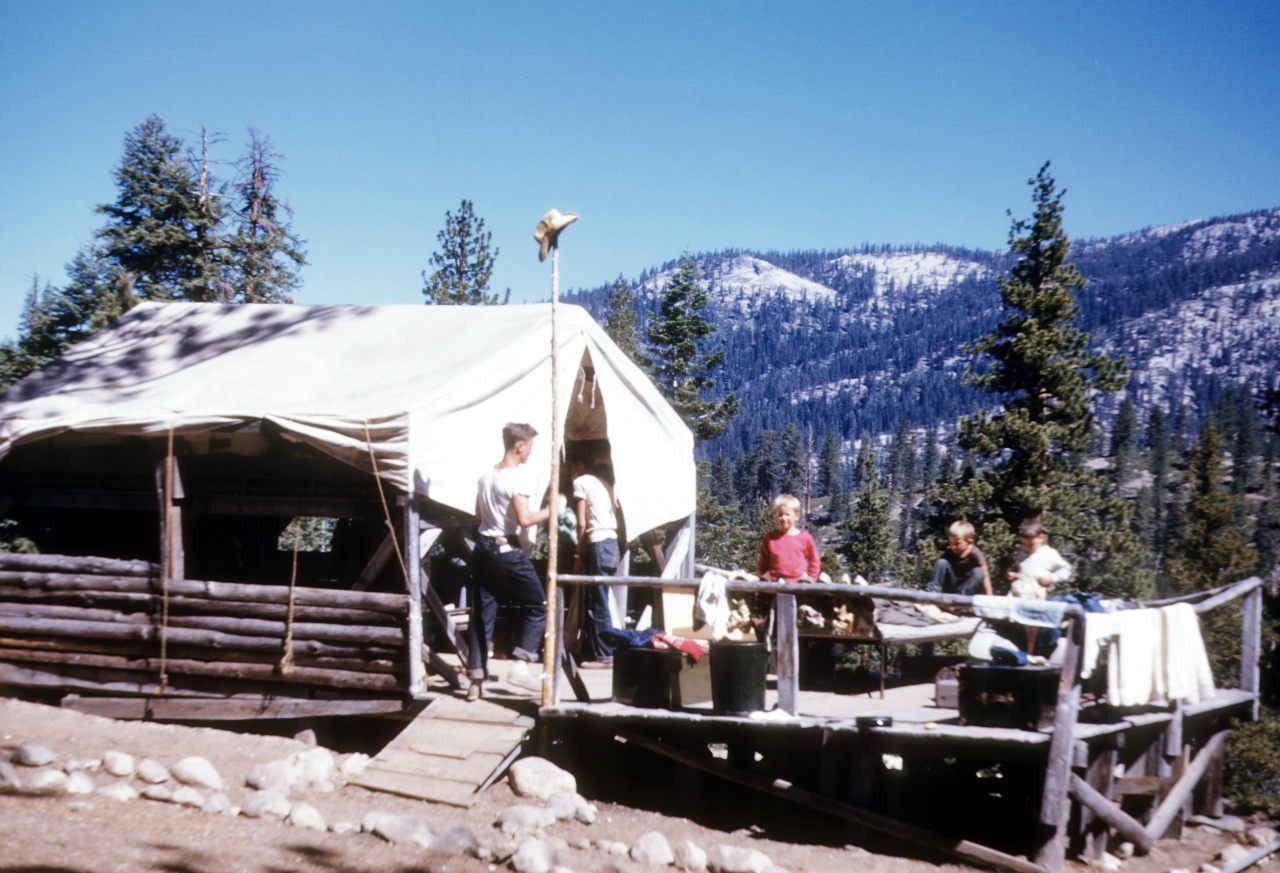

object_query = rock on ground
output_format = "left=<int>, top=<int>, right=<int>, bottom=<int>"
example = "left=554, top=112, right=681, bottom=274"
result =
left=509, top=757, right=576, bottom=801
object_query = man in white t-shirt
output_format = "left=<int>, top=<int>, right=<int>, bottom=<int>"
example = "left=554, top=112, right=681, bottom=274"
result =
left=570, top=456, right=619, bottom=665
left=467, top=423, right=549, bottom=701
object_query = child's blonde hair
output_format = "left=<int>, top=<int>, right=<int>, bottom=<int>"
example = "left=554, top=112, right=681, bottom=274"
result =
left=773, top=494, right=801, bottom=513
left=947, top=520, right=976, bottom=542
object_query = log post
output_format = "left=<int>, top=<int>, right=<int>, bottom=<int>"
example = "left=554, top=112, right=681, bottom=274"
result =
left=401, top=495, right=427, bottom=698
left=1241, top=585, right=1261, bottom=720
left=775, top=591, right=798, bottom=715
left=1033, top=611, right=1084, bottom=873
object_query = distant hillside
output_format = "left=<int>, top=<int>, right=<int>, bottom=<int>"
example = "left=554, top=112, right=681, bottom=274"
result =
left=567, top=208, right=1280, bottom=456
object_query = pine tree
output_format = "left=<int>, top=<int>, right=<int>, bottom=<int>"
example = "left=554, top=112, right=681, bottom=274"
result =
left=844, top=443, right=896, bottom=584
left=227, top=129, right=306, bottom=303
left=939, top=162, right=1151, bottom=598
left=96, top=115, right=225, bottom=302
left=643, top=255, right=738, bottom=442
left=817, top=431, right=842, bottom=499
left=779, top=423, right=806, bottom=497
left=1111, top=394, right=1140, bottom=491
left=602, top=276, right=642, bottom=361
left=1166, top=419, right=1258, bottom=683
left=421, top=199, right=506, bottom=305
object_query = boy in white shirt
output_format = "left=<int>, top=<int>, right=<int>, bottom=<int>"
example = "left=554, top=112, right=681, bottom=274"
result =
left=467, top=423, right=550, bottom=700
left=570, top=456, right=619, bottom=665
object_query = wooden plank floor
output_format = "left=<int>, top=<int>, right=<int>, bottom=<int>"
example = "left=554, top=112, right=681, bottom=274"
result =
left=349, top=694, right=534, bottom=807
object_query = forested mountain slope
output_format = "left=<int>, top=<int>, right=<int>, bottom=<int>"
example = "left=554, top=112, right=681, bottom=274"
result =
left=570, top=208, right=1280, bottom=455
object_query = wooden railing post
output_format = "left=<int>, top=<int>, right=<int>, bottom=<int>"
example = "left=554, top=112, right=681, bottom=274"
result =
left=776, top=592, right=799, bottom=715
left=1034, top=611, right=1084, bottom=873
left=1241, top=585, right=1262, bottom=720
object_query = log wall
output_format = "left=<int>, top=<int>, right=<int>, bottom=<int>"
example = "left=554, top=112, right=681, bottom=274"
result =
left=0, top=552, right=412, bottom=702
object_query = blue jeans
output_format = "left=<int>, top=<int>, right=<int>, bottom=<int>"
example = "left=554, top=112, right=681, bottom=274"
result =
left=582, top=538, right=618, bottom=660
left=468, top=536, right=546, bottom=680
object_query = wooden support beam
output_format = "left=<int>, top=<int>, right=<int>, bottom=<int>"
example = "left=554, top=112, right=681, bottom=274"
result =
left=1144, top=730, right=1229, bottom=843
left=353, top=531, right=396, bottom=591
left=606, top=725, right=1050, bottom=873
left=1069, top=773, right=1152, bottom=853
left=402, top=497, right=427, bottom=699
left=776, top=592, right=798, bottom=716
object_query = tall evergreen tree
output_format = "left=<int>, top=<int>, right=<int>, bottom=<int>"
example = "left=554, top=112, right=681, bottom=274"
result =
left=817, top=431, right=842, bottom=499
left=643, top=255, right=738, bottom=442
left=227, top=129, right=307, bottom=303
left=602, top=276, right=642, bottom=361
left=845, top=442, right=896, bottom=584
left=96, top=115, right=225, bottom=303
left=779, top=423, right=806, bottom=497
left=1166, top=419, right=1258, bottom=682
left=421, top=199, right=506, bottom=305
left=1110, top=394, right=1140, bottom=491
left=939, top=162, right=1150, bottom=598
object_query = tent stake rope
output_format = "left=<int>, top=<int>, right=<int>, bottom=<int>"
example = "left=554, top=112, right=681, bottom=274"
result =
left=363, top=421, right=412, bottom=601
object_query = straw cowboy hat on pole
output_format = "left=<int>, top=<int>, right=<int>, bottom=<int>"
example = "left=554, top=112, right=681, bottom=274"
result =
left=534, top=209, right=580, bottom=262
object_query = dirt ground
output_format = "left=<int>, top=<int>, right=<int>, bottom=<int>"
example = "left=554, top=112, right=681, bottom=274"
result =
left=0, top=695, right=1264, bottom=873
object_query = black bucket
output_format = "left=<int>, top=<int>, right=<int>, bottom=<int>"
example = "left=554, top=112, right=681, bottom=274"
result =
left=709, top=640, right=767, bottom=715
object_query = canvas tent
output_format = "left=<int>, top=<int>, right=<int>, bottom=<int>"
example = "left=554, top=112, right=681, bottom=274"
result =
left=0, top=302, right=695, bottom=537
left=0, top=302, right=696, bottom=716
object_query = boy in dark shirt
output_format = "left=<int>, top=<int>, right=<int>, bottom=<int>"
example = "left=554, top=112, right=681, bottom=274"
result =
left=926, top=521, right=992, bottom=596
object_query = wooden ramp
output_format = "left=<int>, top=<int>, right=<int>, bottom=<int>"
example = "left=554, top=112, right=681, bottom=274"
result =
left=349, top=696, right=534, bottom=807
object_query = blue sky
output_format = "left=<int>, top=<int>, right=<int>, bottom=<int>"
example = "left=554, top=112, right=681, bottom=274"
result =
left=2, top=0, right=1278, bottom=339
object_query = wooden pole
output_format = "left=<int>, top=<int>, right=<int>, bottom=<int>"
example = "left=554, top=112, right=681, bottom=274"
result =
left=1033, top=613, right=1083, bottom=873
left=776, top=592, right=798, bottom=715
left=543, top=243, right=562, bottom=706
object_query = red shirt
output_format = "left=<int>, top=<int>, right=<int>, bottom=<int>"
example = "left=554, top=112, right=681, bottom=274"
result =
left=757, top=529, right=820, bottom=582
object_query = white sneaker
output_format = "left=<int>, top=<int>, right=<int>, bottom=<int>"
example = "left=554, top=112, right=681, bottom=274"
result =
left=506, top=660, right=541, bottom=690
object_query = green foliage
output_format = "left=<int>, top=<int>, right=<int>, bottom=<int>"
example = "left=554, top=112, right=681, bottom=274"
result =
left=227, top=129, right=307, bottom=303
left=844, top=442, right=900, bottom=584
left=1165, top=420, right=1257, bottom=684
left=817, top=431, right=842, bottom=499
left=935, top=162, right=1151, bottom=599
left=1225, top=714, right=1280, bottom=815
left=602, top=276, right=642, bottom=361
left=1110, top=394, right=1139, bottom=490
left=97, top=116, right=227, bottom=303
left=421, top=199, right=506, bottom=305
left=643, top=256, right=738, bottom=443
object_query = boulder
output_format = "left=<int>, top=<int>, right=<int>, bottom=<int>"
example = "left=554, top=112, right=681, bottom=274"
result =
left=362, top=811, right=433, bottom=847
left=65, top=771, right=95, bottom=795
left=26, top=769, right=69, bottom=795
left=288, top=802, right=327, bottom=831
left=171, top=756, right=224, bottom=791
left=432, top=826, right=481, bottom=857
left=12, top=743, right=56, bottom=767
left=0, top=760, right=22, bottom=793
left=171, top=786, right=206, bottom=807
left=498, top=804, right=556, bottom=834
left=511, top=837, right=558, bottom=873
left=136, top=758, right=170, bottom=784
left=97, top=782, right=138, bottom=802
left=241, top=789, right=291, bottom=820
left=675, top=840, right=709, bottom=872
left=102, top=751, right=135, bottom=777
left=509, top=757, right=576, bottom=801
left=631, top=831, right=675, bottom=866
left=709, top=845, right=772, bottom=873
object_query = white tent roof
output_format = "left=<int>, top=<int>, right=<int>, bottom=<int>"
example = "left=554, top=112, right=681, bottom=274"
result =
left=0, top=302, right=696, bottom=537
